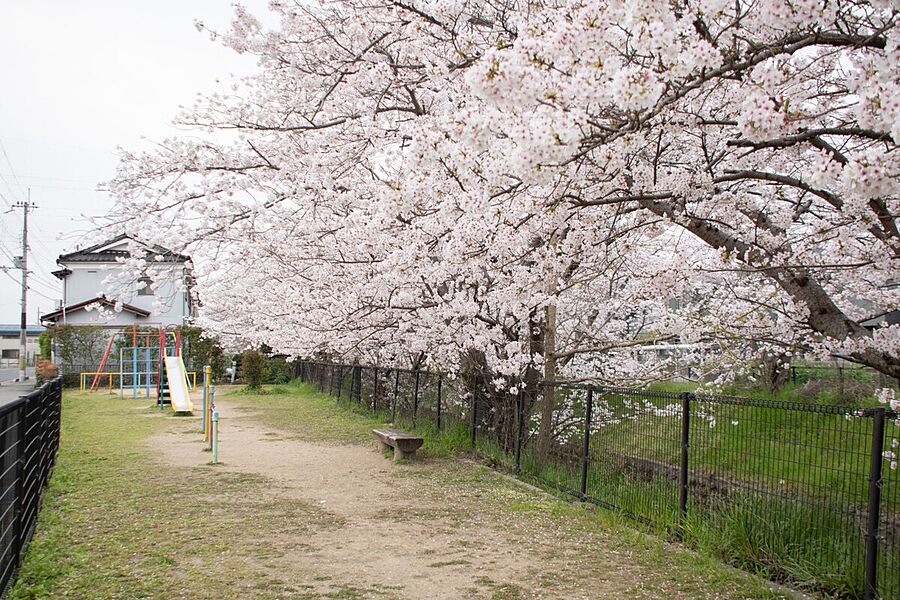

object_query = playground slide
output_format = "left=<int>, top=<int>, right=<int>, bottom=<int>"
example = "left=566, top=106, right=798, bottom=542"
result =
left=163, top=356, right=193, bottom=413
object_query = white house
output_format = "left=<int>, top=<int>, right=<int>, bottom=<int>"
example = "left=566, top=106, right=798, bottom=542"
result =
left=41, top=235, right=195, bottom=327
left=0, top=324, right=43, bottom=367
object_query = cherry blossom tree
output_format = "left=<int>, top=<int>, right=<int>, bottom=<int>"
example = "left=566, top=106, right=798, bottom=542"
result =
left=104, top=0, right=899, bottom=384
left=458, top=0, right=899, bottom=377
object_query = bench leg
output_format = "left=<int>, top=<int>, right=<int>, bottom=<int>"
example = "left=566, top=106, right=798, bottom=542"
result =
left=395, top=448, right=415, bottom=461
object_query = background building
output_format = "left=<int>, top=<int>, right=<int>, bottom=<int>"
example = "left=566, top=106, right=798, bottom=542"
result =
left=0, top=324, right=43, bottom=368
left=41, top=234, right=194, bottom=327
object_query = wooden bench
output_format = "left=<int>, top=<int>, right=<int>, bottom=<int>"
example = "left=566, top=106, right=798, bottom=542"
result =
left=372, top=428, right=424, bottom=461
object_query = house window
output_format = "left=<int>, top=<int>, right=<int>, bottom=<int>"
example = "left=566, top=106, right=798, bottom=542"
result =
left=137, top=276, right=154, bottom=296
left=1, top=349, right=18, bottom=359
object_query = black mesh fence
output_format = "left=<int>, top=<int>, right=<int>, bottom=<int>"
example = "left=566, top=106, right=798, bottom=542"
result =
left=790, top=364, right=899, bottom=404
left=878, top=411, right=899, bottom=600
left=296, top=361, right=899, bottom=599
left=0, top=377, right=62, bottom=597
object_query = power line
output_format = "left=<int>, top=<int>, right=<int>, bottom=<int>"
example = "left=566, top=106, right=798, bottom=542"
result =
left=29, top=222, right=60, bottom=258
left=0, top=237, right=15, bottom=262
left=0, top=180, right=102, bottom=193
left=0, top=189, right=13, bottom=210
left=0, top=139, right=25, bottom=204
left=0, top=268, right=55, bottom=303
left=0, top=172, right=99, bottom=185
left=0, top=173, right=22, bottom=206
left=28, top=273, right=59, bottom=293
left=28, top=287, right=58, bottom=303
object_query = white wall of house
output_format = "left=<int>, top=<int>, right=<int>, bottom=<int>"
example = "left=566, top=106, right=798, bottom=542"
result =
left=61, top=263, right=189, bottom=326
left=0, top=333, right=41, bottom=367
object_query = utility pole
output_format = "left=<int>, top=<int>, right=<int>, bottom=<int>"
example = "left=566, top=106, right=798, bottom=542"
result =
left=13, top=190, right=35, bottom=382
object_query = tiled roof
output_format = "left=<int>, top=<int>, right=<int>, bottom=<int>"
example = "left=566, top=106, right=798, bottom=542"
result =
left=39, top=297, right=151, bottom=322
left=58, top=234, right=190, bottom=264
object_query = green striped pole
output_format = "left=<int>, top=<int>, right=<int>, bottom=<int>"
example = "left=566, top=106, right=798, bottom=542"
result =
left=207, top=386, right=215, bottom=450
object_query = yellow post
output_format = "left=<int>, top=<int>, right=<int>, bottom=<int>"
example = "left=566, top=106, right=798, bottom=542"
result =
left=203, top=365, right=212, bottom=437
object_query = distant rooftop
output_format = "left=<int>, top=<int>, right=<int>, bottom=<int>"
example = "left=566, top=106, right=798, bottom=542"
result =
left=58, top=233, right=189, bottom=265
left=0, top=325, right=45, bottom=336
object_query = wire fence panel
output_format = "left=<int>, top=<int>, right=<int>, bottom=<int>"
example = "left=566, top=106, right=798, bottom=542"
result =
left=879, top=412, right=900, bottom=600
left=687, top=396, right=878, bottom=597
left=296, top=361, right=899, bottom=599
left=0, top=377, right=62, bottom=598
left=519, top=383, right=585, bottom=497
left=584, top=388, right=683, bottom=527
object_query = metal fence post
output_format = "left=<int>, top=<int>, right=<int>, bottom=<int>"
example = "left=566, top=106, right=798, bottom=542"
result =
left=392, top=369, right=399, bottom=423
left=470, top=376, right=478, bottom=447
left=373, top=367, right=379, bottom=412
left=580, top=387, right=594, bottom=498
left=864, top=407, right=886, bottom=600
left=838, top=366, right=846, bottom=402
left=412, top=370, right=420, bottom=426
left=436, top=375, right=442, bottom=431
left=350, top=365, right=356, bottom=401
left=515, top=387, right=524, bottom=474
left=679, top=392, right=692, bottom=525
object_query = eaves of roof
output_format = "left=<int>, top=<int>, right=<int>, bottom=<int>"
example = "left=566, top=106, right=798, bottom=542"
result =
left=40, top=297, right=151, bottom=322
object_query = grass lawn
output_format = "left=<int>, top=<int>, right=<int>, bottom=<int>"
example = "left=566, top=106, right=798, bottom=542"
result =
left=11, top=393, right=338, bottom=600
left=11, top=384, right=801, bottom=599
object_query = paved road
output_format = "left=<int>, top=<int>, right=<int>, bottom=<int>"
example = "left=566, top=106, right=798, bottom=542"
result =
left=0, top=367, right=34, bottom=384
left=0, top=368, right=37, bottom=407
left=0, top=382, right=36, bottom=406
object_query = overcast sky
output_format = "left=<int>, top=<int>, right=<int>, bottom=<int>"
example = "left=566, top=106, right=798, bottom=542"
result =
left=0, top=1, right=273, bottom=325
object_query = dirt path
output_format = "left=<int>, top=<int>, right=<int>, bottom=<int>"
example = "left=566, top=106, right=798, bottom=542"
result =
left=149, top=399, right=783, bottom=599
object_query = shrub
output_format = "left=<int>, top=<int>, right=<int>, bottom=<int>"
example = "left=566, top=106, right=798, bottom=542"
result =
left=180, top=326, right=227, bottom=381
left=37, top=330, right=52, bottom=360
left=240, top=350, right=267, bottom=390
left=36, top=359, right=58, bottom=383
left=49, top=325, right=107, bottom=375
left=266, top=356, right=293, bottom=384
